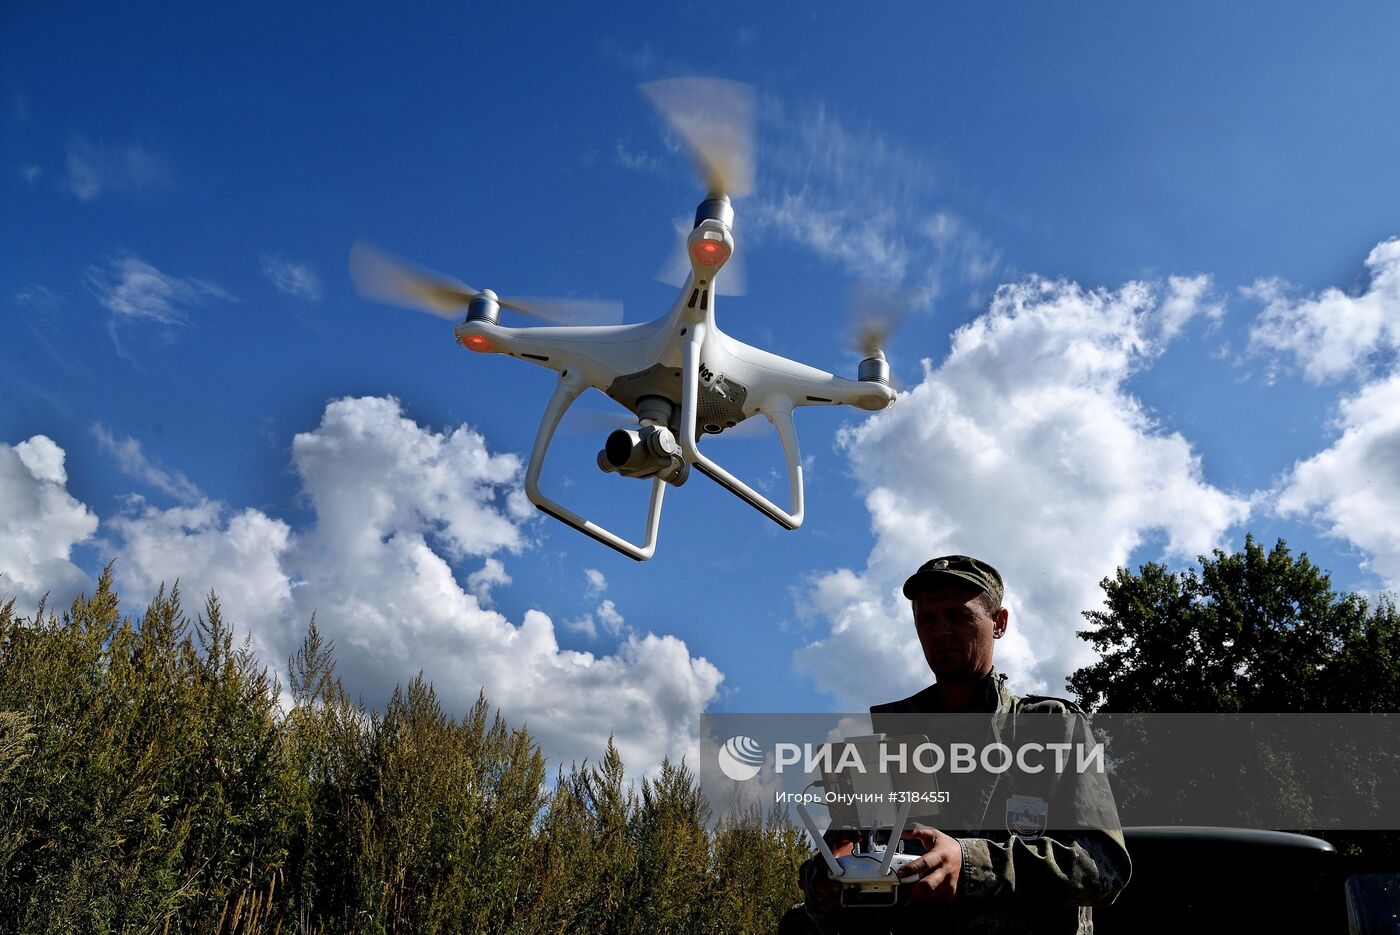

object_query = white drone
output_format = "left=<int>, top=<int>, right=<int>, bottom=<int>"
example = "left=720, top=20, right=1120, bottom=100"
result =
left=350, top=78, right=898, bottom=560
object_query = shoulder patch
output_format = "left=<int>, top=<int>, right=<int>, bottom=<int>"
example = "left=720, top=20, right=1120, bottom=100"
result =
left=1015, top=694, right=1086, bottom=715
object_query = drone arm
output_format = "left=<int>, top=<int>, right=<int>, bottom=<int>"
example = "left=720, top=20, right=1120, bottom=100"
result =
left=524, top=371, right=667, bottom=562
left=679, top=323, right=804, bottom=529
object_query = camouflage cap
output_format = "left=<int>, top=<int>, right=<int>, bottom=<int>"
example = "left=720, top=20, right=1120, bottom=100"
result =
left=902, top=554, right=1005, bottom=605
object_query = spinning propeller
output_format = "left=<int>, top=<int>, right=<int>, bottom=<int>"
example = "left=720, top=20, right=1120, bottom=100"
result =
left=640, top=77, right=755, bottom=200
left=848, top=283, right=916, bottom=387
left=349, top=240, right=623, bottom=326
left=643, top=77, right=755, bottom=296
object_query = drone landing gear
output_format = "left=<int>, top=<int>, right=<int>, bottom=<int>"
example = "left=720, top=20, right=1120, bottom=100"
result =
left=524, top=373, right=667, bottom=562
left=680, top=323, right=804, bottom=530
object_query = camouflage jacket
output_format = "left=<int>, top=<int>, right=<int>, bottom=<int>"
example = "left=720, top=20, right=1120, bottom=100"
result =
left=793, top=668, right=1131, bottom=935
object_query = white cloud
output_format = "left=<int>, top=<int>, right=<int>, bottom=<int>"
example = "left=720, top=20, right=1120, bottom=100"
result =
left=756, top=191, right=911, bottom=282
left=584, top=567, right=608, bottom=595
left=565, top=612, right=598, bottom=639
left=1276, top=371, right=1400, bottom=590
left=1247, top=238, right=1400, bottom=383
left=631, top=88, right=995, bottom=304
left=597, top=598, right=626, bottom=637
left=1159, top=274, right=1224, bottom=342
left=749, top=99, right=999, bottom=303
left=86, top=254, right=233, bottom=326
left=466, top=557, right=511, bottom=605
left=109, top=500, right=298, bottom=666
left=96, top=396, right=722, bottom=772
left=0, top=437, right=98, bottom=610
left=794, top=275, right=1249, bottom=707
left=65, top=134, right=173, bottom=201
left=20, top=165, right=41, bottom=185
left=290, top=396, right=531, bottom=561
left=14, top=284, right=62, bottom=311
left=92, top=425, right=203, bottom=504
left=1257, top=239, right=1400, bottom=592
left=565, top=576, right=626, bottom=640
left=614, top=139, right=662, bottom=173
left=259, top=254, right=323, bottom=301
left=0, top=401, right=722, bottom=772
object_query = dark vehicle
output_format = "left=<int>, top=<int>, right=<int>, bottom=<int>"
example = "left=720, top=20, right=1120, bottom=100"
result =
left=1096, top=827, right=1400, bottom=934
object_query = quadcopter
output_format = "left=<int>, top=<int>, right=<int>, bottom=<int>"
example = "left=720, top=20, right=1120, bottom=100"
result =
left=351, top=78, right=898, bottom=560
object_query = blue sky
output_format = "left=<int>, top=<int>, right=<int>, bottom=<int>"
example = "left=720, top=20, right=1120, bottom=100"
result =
left=4, top=2, right=1399, bottom=771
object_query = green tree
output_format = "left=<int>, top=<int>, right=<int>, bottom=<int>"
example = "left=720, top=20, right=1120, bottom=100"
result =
left=1069, top=536, right=1400, bottom=860
left=708, top=805, right=806, bottom=934
left=280, top=613, right=364, bottom=930
left=625, top=758, right=712, bottom=934
left=571, top=738, right=639, bottom=934
left=1070, top=535, right=1400, bottom=713
left=0, top=571, right=289, bottom=932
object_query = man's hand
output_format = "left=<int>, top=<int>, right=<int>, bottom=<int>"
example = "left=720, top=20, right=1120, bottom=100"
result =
left=897, top=823, right=962, bottom=904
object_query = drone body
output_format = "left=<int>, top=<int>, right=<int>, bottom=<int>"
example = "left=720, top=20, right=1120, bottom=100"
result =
left=352, top=80, right=898, bottom=560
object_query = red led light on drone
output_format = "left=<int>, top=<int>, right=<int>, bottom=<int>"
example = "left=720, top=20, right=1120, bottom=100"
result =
left=689, top=237, right=730, bottom=267
left=460, top=334, right=493, bottom=352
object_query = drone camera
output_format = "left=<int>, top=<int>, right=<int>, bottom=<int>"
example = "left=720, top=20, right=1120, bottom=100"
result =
left=599, top=424, right=690, bottom=485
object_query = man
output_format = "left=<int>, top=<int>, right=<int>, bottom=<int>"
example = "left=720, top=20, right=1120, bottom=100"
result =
left=780, top=555, right=1130, bottom=934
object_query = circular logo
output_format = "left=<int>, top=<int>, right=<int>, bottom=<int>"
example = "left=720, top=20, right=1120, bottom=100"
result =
left=717, top=735, right=764, bottom=782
